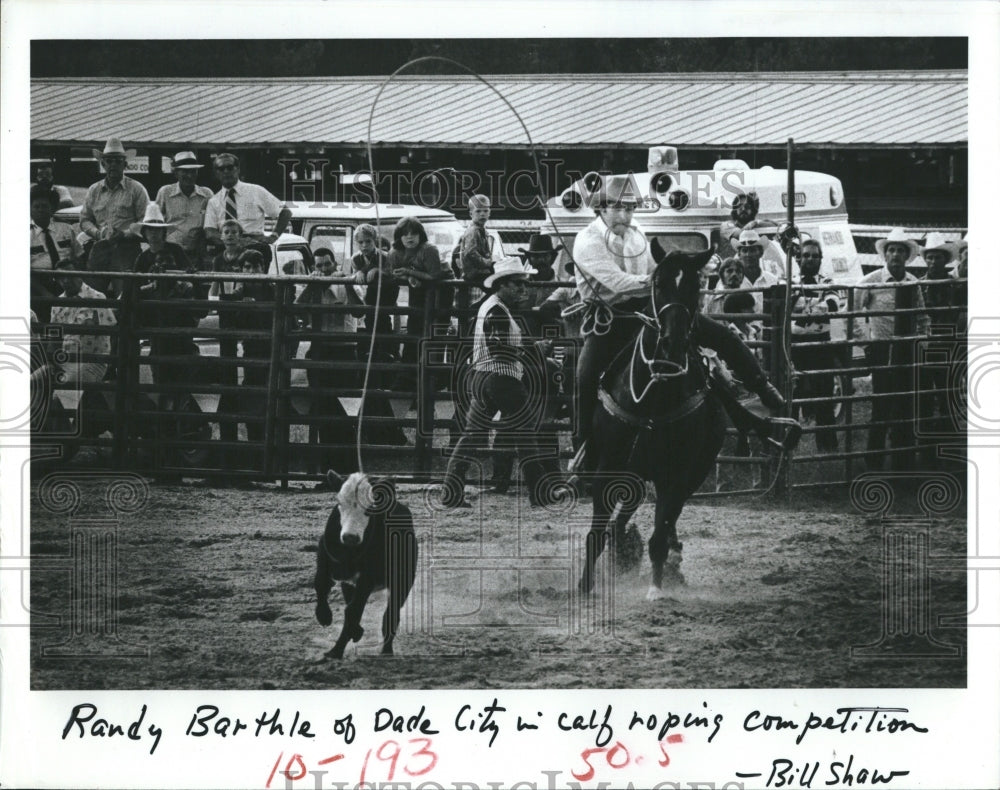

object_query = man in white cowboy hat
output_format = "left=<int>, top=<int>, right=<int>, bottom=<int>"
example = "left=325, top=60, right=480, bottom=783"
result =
left=80, top=138, right=150, bottom=294
left=442, top=257, right=554, bottom=508
left=131, top=203, right=192, bottom=275
left=203, top=151, right=291, bottom=247
left=742, top=219, right=793, bottom=279
left=855, top=228, right=930, bottom=471
left=569, top=176, right=786, bottom=474
left=154, top=151, right=214, bottom=266
left=734, top=228, right=781, bottom=314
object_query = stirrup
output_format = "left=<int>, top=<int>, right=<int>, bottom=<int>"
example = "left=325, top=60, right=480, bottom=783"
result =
left=763, top=417, right=802, bottom=452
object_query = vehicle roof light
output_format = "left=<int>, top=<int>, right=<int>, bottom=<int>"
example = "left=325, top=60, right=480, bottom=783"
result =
left=561, top=190, right=583, bottom=211
left=668, top=190, right=690, bottom=211
left=652, top=172, right=673, bottom=195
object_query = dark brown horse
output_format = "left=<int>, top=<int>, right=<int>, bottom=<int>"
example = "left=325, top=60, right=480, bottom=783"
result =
left=578, top=249, right=729, bottom=599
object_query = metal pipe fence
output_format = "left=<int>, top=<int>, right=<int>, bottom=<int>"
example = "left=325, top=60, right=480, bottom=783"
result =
left=30, top=270, right=967, bottom=495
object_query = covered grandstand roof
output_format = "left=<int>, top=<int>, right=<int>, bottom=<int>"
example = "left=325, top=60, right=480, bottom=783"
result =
left=31, top=71, right=967, bottom=149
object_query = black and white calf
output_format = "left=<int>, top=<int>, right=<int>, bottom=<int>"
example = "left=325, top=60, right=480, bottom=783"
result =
left=314, top=471, right=417, bottom=659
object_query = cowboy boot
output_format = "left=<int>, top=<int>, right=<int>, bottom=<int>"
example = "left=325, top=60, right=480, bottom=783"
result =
left=752, top=378, right=787, bottom=411
left=489, top=451, right=515, bottom=494
left=441, top=458, right=473, bottom=509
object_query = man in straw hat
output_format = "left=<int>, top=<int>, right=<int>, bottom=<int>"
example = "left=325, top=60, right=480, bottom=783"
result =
left=569, top=174, right=786, bottom=475
left=855, top=228, right=930, bottom=471
left=734, top=229, right=781, bottom=313
left=80, top=138, right=149, bottom=295
left=442, top=257, right=557, bottom=508
left=155, top=151, right=214, bottom=267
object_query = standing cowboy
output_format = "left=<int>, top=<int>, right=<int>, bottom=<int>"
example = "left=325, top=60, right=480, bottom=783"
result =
left=855, top=228, right=929, bottom=471
left=442, top=257, right=553, bottom=508
left=154, top=151, right=214, bottom=268
left=570, top=175, right=786, bottom=475
left=80, top=138, right=149, bottom=297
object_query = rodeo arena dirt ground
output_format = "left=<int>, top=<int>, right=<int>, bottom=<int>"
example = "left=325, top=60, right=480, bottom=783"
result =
left=30, top=460, right=967, bottom=690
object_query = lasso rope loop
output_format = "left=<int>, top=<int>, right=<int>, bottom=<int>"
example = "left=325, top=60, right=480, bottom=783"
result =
left=360, top=56, right=563, bottom=473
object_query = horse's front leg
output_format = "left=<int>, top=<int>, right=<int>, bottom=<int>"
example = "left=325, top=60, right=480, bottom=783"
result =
left=579, top=479, right=612, bottom=594
left=611, top=500, right=643, bottom=572
left=647, top=489, right=685, bottom=600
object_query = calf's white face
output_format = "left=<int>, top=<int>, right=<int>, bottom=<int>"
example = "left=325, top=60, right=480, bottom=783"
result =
left=337, top=472, right=374, bottom=545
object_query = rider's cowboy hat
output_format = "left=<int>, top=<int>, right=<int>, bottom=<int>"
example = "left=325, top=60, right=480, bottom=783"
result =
left=484, top=256, right=537, bottom=289
left=130, top=203, right=176, bottom=236
left=171, top=151, right=204, bottom=170
left=92, top=138, right=136, bottom=160
left=586, top=173, right=642, bottom=209
left=875, top=228, right=920, bottom=263
left=516, top=234, right=564, bottom=260
left=921, top=232, right=957, bottom=263
left=735, top=229, right=765, bottom=250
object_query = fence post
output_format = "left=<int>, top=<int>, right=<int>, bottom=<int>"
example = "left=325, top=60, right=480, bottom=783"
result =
left=769, top=284, right=789, bottom=496
left=112, top=279, right=137, bottom=468
left=415, top=285, right=438, bottom=477
left=845, top=287, right=856, bottom=482
left=263, top=281, right=290, bottom=481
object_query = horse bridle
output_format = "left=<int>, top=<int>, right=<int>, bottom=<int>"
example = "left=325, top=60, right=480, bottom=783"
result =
left=628, top=277, right=699, bottom=401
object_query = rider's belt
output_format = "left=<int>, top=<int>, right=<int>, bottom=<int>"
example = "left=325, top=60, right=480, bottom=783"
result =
left=598, top=387, right=706, bottom=429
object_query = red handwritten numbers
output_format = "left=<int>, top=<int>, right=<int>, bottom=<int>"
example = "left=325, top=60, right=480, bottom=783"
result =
left=267, top=739, right=437, bottom=788
left=359, top=738, right=437, bottom=785
left=658, top=733, right=684, bottom=767
left=572, top=735, right=684, bottom=781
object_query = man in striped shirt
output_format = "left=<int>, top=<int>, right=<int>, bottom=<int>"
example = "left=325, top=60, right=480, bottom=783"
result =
left=442, top=257, right=552, bottom=508
left=30, top=184, right=81, bottom=322
left=203, top=152, right=291, bottom=247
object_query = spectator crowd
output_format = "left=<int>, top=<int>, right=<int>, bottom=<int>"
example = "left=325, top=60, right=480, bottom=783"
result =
left=30, top=142, right=969, bottom=490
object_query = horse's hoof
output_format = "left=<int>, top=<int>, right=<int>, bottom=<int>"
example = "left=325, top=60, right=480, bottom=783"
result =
left=578, top=576, right=595, bottom=595
left=324, top=647, right=345, bottom=660
left=646, top=585, right=667, bottom=601
left=663, top=564, right=686, bottom=586
left=315, top=603, right=333, bottom=627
